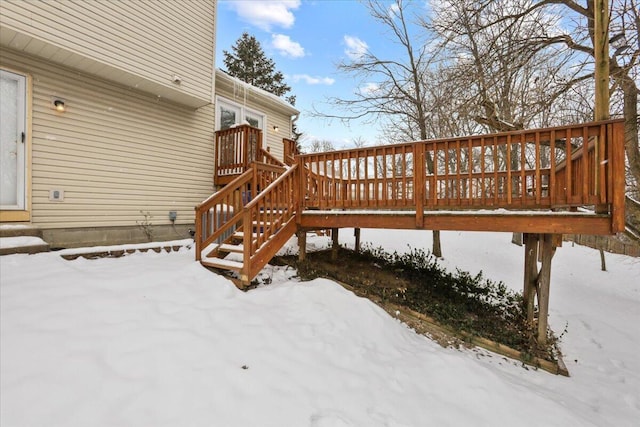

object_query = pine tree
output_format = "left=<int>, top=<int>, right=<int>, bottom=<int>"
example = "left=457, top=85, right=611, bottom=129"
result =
left=223, top=32, right=292, bottom=101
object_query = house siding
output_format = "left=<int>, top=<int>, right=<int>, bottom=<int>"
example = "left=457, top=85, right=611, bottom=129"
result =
left=1, top=48, right=215, bottom=229
left=0, top=0, right=215, bottom=102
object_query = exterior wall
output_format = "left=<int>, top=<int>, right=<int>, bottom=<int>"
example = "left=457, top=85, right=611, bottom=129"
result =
left=1, top=48, right=214, bottom=232
left=0, top=0, right=215, bottom=103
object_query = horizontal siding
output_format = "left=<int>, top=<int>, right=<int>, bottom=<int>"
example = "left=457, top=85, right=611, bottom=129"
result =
left=1, top=0, right=215, bottom=100
left=1, top=49, right=215, bottom=229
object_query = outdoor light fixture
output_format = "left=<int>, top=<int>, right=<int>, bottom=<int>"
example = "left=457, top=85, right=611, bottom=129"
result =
left=53, top=98, right=65, bottom=112
left=273, top=125, right=279, bottom=132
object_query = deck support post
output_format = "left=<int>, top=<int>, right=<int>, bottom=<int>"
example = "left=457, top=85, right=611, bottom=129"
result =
left=354, top=228, right=361, bottom=253
left=523, top=233, right=558, bottom=347
left=537, top=234, right=555, bottom=346
left=297, top=230, right=307, bottom=262
left=331, top=228, right=339, bottom=261
left=523, top=233, right=539, bottom=324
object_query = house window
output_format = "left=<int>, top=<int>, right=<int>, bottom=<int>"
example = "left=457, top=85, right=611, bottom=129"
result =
left=216, top=98, right=265, bottom=132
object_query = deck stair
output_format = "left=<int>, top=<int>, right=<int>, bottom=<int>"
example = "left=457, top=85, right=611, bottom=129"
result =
left=195, top=161, right=298, bottom=287
left=198, top=119, right=626, bottom=287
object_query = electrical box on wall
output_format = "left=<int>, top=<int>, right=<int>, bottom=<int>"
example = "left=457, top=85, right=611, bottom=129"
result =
left=49, top=189, right=64, bottom=202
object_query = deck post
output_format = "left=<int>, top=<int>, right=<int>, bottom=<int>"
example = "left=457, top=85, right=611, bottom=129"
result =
left=523, top=233, right=539, bottom=324
left=297, top=230, right=307, bottom=262
left=331, top=228, right=339, bottom=261
left=414, top=142, right=425, bottom=228
left=537, top=234, right=556, bottom=346
left=354, top=228, right=361, bottom=253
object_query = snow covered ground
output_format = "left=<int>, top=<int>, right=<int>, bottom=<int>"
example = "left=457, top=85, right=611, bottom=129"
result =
left=1, top=231, right=638, bottom=426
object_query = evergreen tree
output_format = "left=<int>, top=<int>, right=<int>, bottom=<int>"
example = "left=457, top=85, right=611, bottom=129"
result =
left=223, top=32, right=292, bottom=101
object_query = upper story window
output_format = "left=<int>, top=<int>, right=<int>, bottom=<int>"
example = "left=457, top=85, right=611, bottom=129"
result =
left=216, top=97, right=265, bottom=132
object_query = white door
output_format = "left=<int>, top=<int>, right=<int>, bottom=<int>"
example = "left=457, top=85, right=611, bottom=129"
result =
left=0, top=69, right=26, bottom=210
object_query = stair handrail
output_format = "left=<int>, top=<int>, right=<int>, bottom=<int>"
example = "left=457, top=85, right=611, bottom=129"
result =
left=195, top=161, right=289, bottom=262
left=241, top=164, right=299, bottom=281
left=195, top=168, right=255, bottom=260
left=259, top=148, right=287, bottom=167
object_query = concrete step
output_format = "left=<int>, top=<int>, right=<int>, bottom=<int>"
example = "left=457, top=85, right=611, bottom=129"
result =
left=0, top=224, right=42, bottom=238
left=0, top=236, right=50, bottom=255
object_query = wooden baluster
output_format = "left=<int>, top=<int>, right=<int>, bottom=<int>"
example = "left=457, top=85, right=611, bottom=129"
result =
left=456, top=139, right=462, bottom=206
left=480, top=137, right=486, bottom=205
left=493, top=137, right=499, bottom=205
left=468, top=138, right=473, bottom=205
left=415, top=142, right=425, bottom=227
left=506, top=134, right=512, bottom=205
left=566, top=128, right=573, bottom=204
left=582, top=126, right=590, bottom=204
left=520, top=134, right=526, bottom=206
left=549, top=130, right=556, bottom=207
left=535, top=131, right=541, bottom=205
left=597, top=123, right=607, bottom=206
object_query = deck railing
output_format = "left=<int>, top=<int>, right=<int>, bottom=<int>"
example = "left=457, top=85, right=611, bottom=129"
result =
left=297, top=120, right=625, bottom=227
left=283, top=138, right=299, bottom=166
left=214, top=125, right=262, bottom=183
left=195, top=162, right=285, bottom=260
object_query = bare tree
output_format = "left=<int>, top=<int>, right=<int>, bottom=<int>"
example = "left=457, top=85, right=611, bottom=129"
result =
left=478, top=0, right=640, bottom=227
left=305, top=139, right=336, bottom=154
left=315, top=0, right=445, bottom=257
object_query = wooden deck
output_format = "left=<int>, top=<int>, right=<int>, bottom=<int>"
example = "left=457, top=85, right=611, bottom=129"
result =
left=296, top=120, right=625, bottom=235
left=197, top=119, right=625, bottom=348
left=199, top=119, right=626, bottom=285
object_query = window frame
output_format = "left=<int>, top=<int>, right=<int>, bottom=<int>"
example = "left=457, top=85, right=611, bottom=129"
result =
left=215, top=96, right=266, bottom=133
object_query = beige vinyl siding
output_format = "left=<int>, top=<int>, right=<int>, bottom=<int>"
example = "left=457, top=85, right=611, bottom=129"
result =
left=265, top=116, right=292, bottom=161
left=0, top=0, right=215, bottom=101
left=1, top=48, right=214, bottom=228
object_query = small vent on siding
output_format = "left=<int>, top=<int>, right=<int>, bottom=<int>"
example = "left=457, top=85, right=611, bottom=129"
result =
left=49, top=189, right=65, bottom=202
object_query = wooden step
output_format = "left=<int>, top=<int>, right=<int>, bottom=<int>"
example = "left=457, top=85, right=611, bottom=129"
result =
left=218, top=243, right=243, bottom=253
left=233, top=231, right=258, bottom=239
left=201, top=256, right=244, bottom=272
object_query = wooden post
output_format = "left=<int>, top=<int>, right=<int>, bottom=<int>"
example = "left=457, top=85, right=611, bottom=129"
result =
left=523, top=233, right=539, bottom=324
left=594, top=0, right=609, bottom=213
left=297, top=230, right=307, bottom=262
left=240, top=209, right=252, bottom=287
left=414, top=142, right=425, bottom=227
left=331, top=228, right=339, bottom=261
left=537, top=234, right=556, bottom=346
left=354, top=228, right=361, bottom=253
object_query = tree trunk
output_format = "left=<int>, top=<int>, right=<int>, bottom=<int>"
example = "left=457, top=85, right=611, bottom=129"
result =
left=599, top=247, right=607, bottom=272
left=621, top=78, right=640, bottom=189
left=432, top=230, right=442, bottom=258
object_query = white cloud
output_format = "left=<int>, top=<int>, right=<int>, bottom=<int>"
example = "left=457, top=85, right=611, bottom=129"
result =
left=343, top=35, right=368, bottom=61
left=359, top=82, right=380, bottom=95
left=272, top=34, right=305, bottom=58
left=228, top=0, right=301, bottom=31
left=388, top=2, right=400, bottom=17
left=292, top=74, right=335, bottom=85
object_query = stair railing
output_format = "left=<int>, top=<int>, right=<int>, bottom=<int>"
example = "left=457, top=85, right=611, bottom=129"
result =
left=195, top=162, right=286, bottom=261
left=241, top=164, right=299, bottom=281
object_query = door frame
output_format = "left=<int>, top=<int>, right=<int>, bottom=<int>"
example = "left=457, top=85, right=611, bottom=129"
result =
left=0, top=67, right=31, bottom=222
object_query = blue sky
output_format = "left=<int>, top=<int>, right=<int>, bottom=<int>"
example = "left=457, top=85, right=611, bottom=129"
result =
left=215, top=0, right=407, bottom=149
